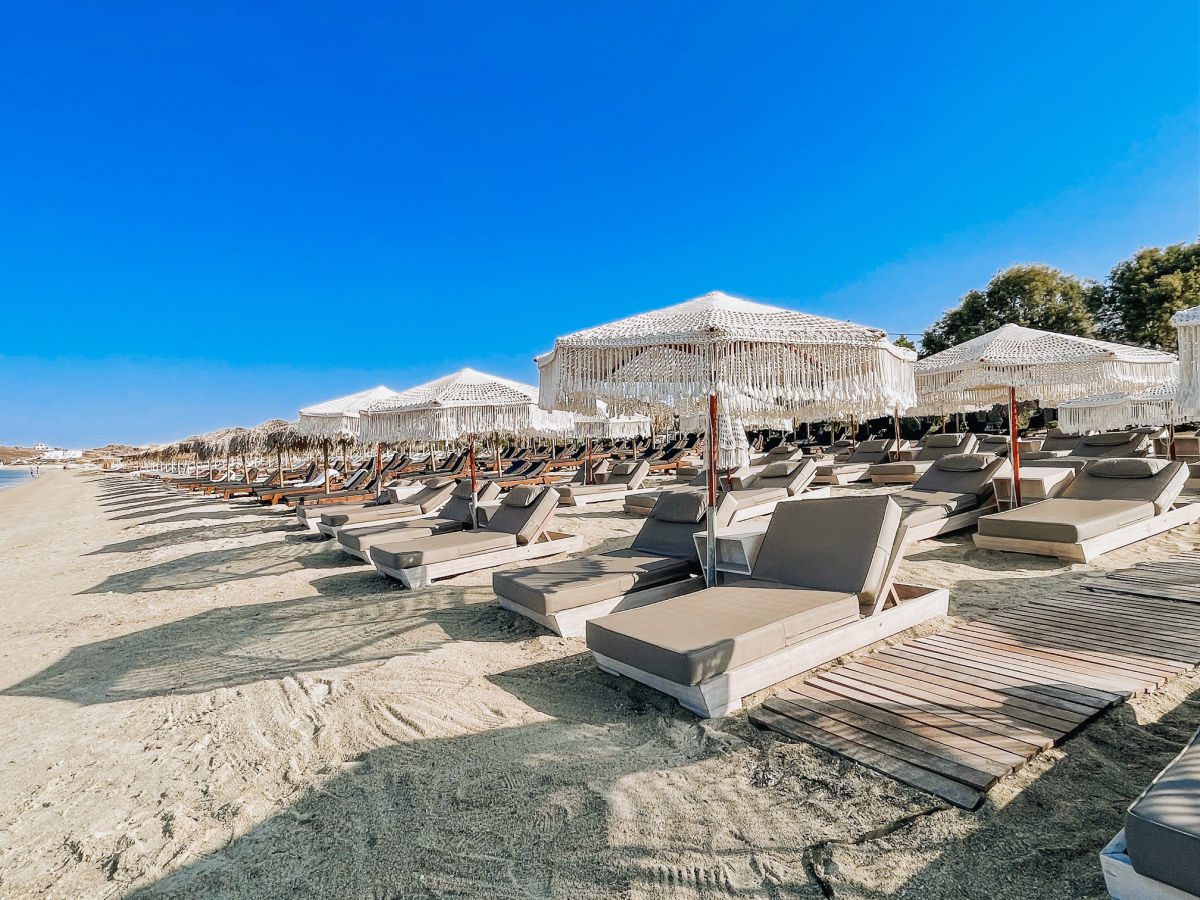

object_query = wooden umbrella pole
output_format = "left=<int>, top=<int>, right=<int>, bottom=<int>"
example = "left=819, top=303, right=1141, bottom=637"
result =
left=276, top=450, right=283, bottom=486
left=495, top=439, right=502, bottom=474
left=375, top=442, right=383, bottom=497
left=1009, top=386, right=1022, bottom=507
left=585, top=436, right=592, bottom=484
left=706, top=392, right=719, bottom=587
left=892, top=409, right=902, bottom=460
left=323, top=441, right=331, bottom=495
left=1168, top=423, right=1177, bottom=460
left=468, top=435, right=479, bottom=529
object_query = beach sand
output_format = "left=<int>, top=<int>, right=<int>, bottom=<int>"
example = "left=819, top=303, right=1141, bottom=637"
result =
left=1, top=469, right=1197, bottom=898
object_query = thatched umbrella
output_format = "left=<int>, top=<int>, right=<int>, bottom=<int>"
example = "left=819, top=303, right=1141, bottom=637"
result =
left=262, top=420, right=308, bottom=486
left=1173, top=306, right=1200, bottom=416
left=915, top=324, right=1177, bottom=504
left=538, top=291, right=915, bottom=582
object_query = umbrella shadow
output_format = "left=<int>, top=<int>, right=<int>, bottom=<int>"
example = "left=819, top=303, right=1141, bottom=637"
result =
left=87, top=521, right=299, bottom=555
left=79, top=541, right=361, bottom=594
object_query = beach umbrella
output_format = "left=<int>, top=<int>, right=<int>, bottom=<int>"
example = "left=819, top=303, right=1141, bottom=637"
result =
left=1057, top=380, right=1185, bottom=458
left=1173, top=306, right=1200, bottom=416
left=572, top=400, right=652, bottom=440
left=298, top=386, right=403, bottom=494
left=538, top=291, right=916, bottom=583
left=262, top=420, right=308, bottom=486
left=914, top=323, right=1177, bottom=505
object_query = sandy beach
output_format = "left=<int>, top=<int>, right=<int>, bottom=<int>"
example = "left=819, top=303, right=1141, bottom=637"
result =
left=0, top=469, right=1197, bottom=899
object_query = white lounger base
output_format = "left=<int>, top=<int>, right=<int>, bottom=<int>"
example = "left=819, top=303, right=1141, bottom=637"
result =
left=816, top=468, right=871, bottom=486
left=316, top=508, right=442, bottom=539
left=972, top=502, right=1200, bottom=563
left=498, top=576, right=705, bottom=639
left=375, top=532, right=586, bottom=589
left=869, top=473, right=922, bottom=485
left=592, top=584, right=949, bottom=718
left=900, top=503, right=997, bottom=544
left=1100, top=830, right=1198, bottom=900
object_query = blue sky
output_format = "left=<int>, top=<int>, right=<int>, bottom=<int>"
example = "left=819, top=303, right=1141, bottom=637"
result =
left=1, top=1, right=1197, bottom=447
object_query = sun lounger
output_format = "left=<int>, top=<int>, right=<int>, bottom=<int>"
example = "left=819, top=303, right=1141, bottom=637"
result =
left=1022, top=430, right=1151, bottom=471
left=585, top=495, right=947, bottom=718
left=335, top=481, right=501, bottom=560
left=1101, top=725, right=1200, bottom=900
left=888, top=452, right=1010, bottom=542
left=813, top=439, right=897, bottom=485
left=369, top=484, right=584, bottom=588
left=555, top=460, right=650, bottom=506
left=868, top=433, right=979, bottom=484
left=309, top=477, right=457, bottom=536
left=495, top=492, right=739, bottom=637
left=974, top=458, right=1198, bottom=562
left=749, top=445, right=804, bottom=467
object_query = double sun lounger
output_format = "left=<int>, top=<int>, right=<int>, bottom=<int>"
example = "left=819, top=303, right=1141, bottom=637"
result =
left=868, top=432, right=979, bottom=484
left=623, top=457, right=826, bottom=521
left=814, top=438, right=898, bottom=485
left=554, top=460, right=650, bottom=506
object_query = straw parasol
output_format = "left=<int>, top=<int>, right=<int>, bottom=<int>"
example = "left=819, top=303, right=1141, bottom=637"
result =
left=538, top=291, right=916, bottom=581
left=915, top=323, right=1178, bottom=504
left=1057, top=381, right=1183, bottom=436
left=361, top=368, right=576, bottom=519
left=1173, top=306, right=1200, bottom=416
left=299, top=386, right=404, bottom=494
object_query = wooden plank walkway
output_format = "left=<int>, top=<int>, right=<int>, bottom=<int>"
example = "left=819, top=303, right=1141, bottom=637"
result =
left=749, top=550, right=1200, bottom=809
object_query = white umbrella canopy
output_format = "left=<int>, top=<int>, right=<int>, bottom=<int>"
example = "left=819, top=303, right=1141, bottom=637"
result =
left=914, top=323, right=1178, bottom=414
left=1173, top=306, right=1200, bottom=415
left=297, top=385, right=404, bottom=438
left=572, top=400, right=651, bottom=440
left=1057, top=380, right=1185, bottom=434
left=540, top=291, right=916, bottom=420
left=360, top=368, right=575, bottom=443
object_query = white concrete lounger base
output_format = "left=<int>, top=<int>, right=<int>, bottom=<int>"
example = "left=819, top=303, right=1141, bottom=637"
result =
left=816, top=469, right=871, bottom=486
left=375, top=532, right=586, bottom=589
left=972, top=502, right=1200, bottom=563
left=498, top=576, right=705, bottom=639
left=592, top=584, right=949, bottom=719
left=560, top=488, right=643, bottom=507
left=900, top=504, right=997, bottom=544
left=1100, top=830, right=1198, bottom=900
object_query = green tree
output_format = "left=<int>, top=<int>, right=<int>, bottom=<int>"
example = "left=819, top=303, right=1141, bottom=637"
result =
left=1089, top=241, right=1200, bottom=351
left=920, top=264, right=1096, bottom=356
left=893, top=334, right=916, bottom=351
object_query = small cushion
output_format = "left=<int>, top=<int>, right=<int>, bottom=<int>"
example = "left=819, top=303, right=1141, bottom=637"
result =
left=935, top=453, right=990, bottom=472
left=651, top=491, right=707, bottom=523
left=1086, top=458, right=1169, bottom=479
left=503, top=485, right=541, bottom=507
left=760, top=460, right=799, bottom=478
left=1083, top=431, right=1136, bottom=446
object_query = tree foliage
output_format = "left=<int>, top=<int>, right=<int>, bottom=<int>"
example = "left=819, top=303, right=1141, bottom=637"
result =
left=1088, top=241, right=1200, bottom=351
left=893, top=334, right=916, bottom=351
left=920, top=264, right=1096, bottom=356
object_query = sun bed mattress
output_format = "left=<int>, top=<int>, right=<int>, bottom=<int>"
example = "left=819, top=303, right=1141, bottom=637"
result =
left=339, top=519, right=456, bottom=553
left=977, top=498, right=1154, bottom=544
left=495, top=550, right=693, bottom=615
left=1124, top=726, right=1200, bottom=896
left=371, top=531, right=516, bottom=569
left=321, top=503, right=420, bottom=527
left=587, top=581, right=859, bottom=686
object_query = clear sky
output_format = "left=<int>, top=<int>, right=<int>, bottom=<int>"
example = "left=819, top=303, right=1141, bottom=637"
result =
left=2, top=1, right=1197, bottom=447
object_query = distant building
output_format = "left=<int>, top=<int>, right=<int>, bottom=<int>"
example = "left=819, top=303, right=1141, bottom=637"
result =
left=33, top=442, right=49, bottom=451
left=41, top=449, right=83, bottom=461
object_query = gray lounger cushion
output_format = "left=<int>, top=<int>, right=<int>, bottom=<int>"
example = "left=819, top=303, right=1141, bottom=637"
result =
left=890, top=490, right=980, bottom=526
left=487, top=486, right=559, bottom=544
left=868, top=460, right=929, bottom=477
left=976, top=498, right=1154, bottom=543
left=371, top=531, right=516, bottom=569
left=586, top=582, right=859, bottom=685
left=494, top=550, right=693, bottom=615
left=1124, top=726, right=1200, bottom=897
left=339, top=519, right=449, bottom=552
left=815, top=461, right=870, bottom=477
left=845, top=439, right=895, bottom=464
left=1062, top=459, right=1187, bottom=515
left=322, top=501, right=421, bottom=527
left=911, top=453, right=1008, bottom=501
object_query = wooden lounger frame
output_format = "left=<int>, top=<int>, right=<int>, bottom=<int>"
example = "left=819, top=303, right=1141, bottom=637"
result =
left=1100, top=830, right=1196, bottom=900
left=593, top=583, right=949, bottom=718
left=373, top=531, right=586, bottom=589
left=972, top=502, right=1200, bottom=563
left=498, top=576, right=706, bottom=639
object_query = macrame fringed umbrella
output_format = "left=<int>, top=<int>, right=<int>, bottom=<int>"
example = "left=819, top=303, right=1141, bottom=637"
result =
left=538, top=291, right=917, bottom=584
left=1058, top=381, right=1184, bottom=458
left=914, top=324, right=1178, bottom=505
left=1173, top=306, right=1200, bottom=416
left=298, top=385, right=403, bottom=494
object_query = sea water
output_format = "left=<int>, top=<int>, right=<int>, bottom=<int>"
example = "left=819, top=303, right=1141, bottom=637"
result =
left=0, top=470, right=34, bottom=490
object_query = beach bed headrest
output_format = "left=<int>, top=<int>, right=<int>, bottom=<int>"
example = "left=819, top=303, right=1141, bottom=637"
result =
left=1083, top=431, right=1139, bottom=447
left=926, top=433, right=965, bottom=448
left=632, top=492, right=735, bottom=559
left=488, top=485, right=558, bottom=544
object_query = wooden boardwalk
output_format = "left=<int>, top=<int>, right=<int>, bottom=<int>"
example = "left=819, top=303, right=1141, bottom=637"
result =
left=750, top=550, right=1200, bottom=809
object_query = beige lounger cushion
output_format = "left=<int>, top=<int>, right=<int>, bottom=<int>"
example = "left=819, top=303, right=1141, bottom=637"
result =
left=587, top=581, right=859, bottom=685
left=977, top=498, right=1154, bottom=543
left=321, top=502, right=421, bottom=527
left=1061, top=459, right=1187, bottom=515
left=868, top=460, right=932, bottom=477
left=494, top=550, right=693, bottom=615
left=560, top=483, right=628, bottom=497
left=889, top=490, right=978, bottom=527
left=487, top=486, right=559, bottom=544
left=815, top=461, right=869, bottom=477
left=339, top=519, right=451, bottom=552
left=372, top=531, right=517, bottom=569
left=729, top=487, right=788, bottom=506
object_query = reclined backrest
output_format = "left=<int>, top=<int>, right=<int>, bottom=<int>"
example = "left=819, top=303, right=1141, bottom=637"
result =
left=1173, top=434, right=1200, bottom=459
left=1040, top=429, right=1084, bottom=453
left=746, top=458, right=816, bottom=494
left=846, top=439, right=896, bottom=464
left=1060, top=459, right=1187, bottom=515
left=607, top=459, right=649, bottom=488
left=440, top=481, right=501, bottom=523
left=412, top=478, right=456, bottom=512
left=763, top=445, right=803, bottom=464
left=486, top=485, right=559, bottom=544
left=1073, top=431, right=1149, bottom=458
left=912, top=452, right=1010, bottom=500
left=750, top=496, right=902, bottom=608
left=633, top=491, right=738, bottom=559
left=916, top=433, right=978, bottom=461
